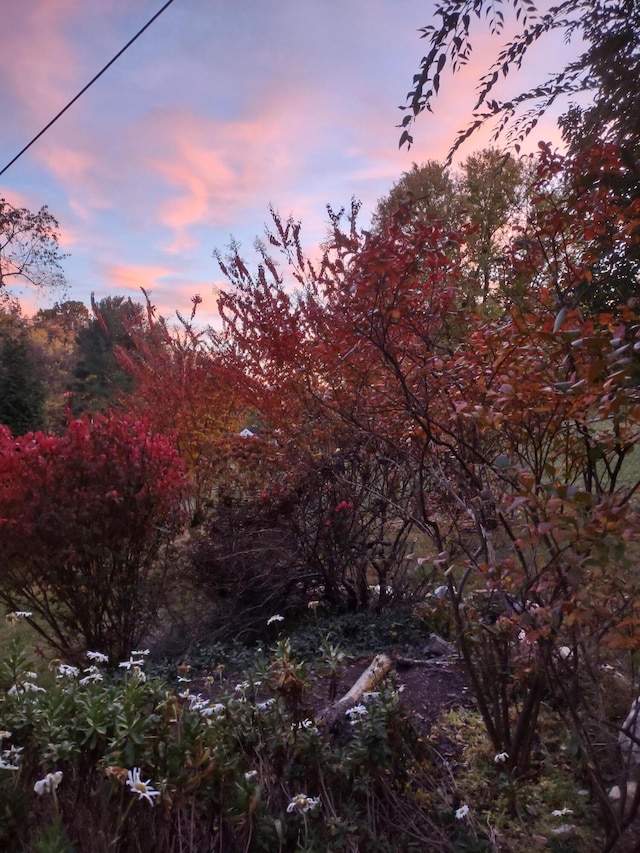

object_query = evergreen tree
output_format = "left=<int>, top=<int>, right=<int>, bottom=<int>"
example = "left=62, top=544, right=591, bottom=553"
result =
left=0, top=332, right=45, bottom=435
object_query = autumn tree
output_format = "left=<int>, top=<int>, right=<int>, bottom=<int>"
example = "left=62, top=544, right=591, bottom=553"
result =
left=216, top=144, right=640, bottom=842
left=372, top=148, right=532, bottom=304
left=29, top=300, right=90, bottom=428
left=0, top=197, right=67, bottom=292
left=216, top=203, right=464, bottom=609
left=113, top=292, right=246, bottom=522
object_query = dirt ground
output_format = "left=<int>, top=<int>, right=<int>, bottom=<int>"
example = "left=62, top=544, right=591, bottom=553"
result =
left=328, top=653, right=474, bottom=732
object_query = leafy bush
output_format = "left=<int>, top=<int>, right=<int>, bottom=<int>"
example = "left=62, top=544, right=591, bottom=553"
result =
left=0, top=412, right=187, bottom=663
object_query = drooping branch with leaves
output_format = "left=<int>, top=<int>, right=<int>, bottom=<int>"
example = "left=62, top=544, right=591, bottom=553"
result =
left=400, top=0, right=640, bottom=160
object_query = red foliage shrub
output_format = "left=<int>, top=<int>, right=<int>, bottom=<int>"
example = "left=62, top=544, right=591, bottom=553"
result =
left=0, top=411, right=187, bottom=662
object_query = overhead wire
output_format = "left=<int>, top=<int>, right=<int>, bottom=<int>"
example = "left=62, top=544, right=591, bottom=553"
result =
left=0, top=0, right=178, bottom=178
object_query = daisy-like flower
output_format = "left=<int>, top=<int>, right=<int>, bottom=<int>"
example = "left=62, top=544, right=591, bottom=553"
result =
left=256, top=698, right=276, bottom=711
left=9, top=682, right=45, bottom=695
left=79, top=666, right=104, bottom=685
left=286, top=793, right=321, bottom=813
left=57, top=664, right=80, bottom=678
left=184, top=693, right=210, bottom=713
left=131, top=649, right=150, bottom=657
left=455, top=804, right=470, bottom=819
left=345, top=703, right=368, bottom=723
left=126, top=768, right=161, bottom=806
left=551, top=807, right=573, bottom=817
left=494, top=751, right=509, bottom=764
left=267, top=614, right=284, bottom=626
left=119, top=657, right=145, bottom=670
left=244, top=770, right=258, bottom=781
left=86, top=651, right=109, bottom=663
left=34, top=771, right=63, bottom=796
left=291, top=719, right=318, bottom=733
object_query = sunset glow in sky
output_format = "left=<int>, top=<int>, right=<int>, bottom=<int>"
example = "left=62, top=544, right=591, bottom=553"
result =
left=0, top=0, right=578, bottom=325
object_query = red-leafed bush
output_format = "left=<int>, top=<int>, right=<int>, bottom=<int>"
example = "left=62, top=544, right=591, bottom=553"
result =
left=0, top=411, right=187, bottom=663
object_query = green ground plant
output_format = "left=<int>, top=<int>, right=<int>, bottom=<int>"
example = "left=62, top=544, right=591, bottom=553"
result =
left=0, top=625, right=452, bottom=853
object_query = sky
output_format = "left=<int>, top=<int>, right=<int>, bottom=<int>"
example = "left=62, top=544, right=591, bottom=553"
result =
left=0, top=0, right=581, bottom=327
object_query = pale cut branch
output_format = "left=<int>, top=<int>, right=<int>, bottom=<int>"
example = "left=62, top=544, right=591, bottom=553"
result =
left=318, top=653, right=393, bottom=730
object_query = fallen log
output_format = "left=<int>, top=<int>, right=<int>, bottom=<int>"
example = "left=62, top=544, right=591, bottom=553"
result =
left=395, top=656, right=452, bottom=670
left=318, top=653, right=393, bottom=731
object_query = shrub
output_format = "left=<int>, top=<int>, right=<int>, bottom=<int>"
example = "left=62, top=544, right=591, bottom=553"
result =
left=0, top=411, right=187, bottom=663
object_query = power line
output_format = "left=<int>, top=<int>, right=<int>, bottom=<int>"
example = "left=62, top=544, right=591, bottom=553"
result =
left=0, top=0, right=178, bottom=178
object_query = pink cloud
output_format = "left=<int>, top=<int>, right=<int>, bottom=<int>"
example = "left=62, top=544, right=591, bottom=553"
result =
left=0, top=0, right=83, bottom=126
left=99, top=262, right=219, bottom=328
left=103, top=263, right=177, bottom=296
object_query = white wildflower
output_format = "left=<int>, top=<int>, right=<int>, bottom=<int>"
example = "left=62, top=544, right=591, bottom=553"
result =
left=34, top=771, right=63, bottom=796
left=0, top=745, right=22, bottom=771
left=57, top=664, right=80, bottom=679
left=244, top=770, right=258, bottom=781
left=5, top=611, right=32, bottom=624
left=551, top=807, right=574, bottom=817
left=345, top=703, right=368, bottom=723
left=86, top=651, right=109, bottom=663
left=119, top=657, right=145, bottom=670
left=267, top=614, right=284, bottom=626
left=455, top=804, right=470, bottom=819
left=126, top=768, right=161, bottom=806
left=494, top=752, right=509, bottom=764
left=286, top=793, right=321, bottom=813
left=131, top=649, right=150, bottom=657
left=256, top=698, right=276, bottom=711
left=291, top=719, right=318, bottom=733
left=9, top=681, right=45, bottom=695
left=235, top=681, right=250, bottom=692
left=186, top=693, right=210, bottom=713
left=79, top=666, right=104, bottom=685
